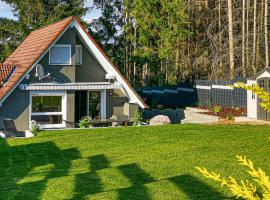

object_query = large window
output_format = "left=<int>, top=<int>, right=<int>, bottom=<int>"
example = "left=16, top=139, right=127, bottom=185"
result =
left=30, top=92, right=66, bottom=128
left=75, top=45, right=82, bottom=65
left=49, top=45, right=71, bottom=65
left=32, top=96, right=62, bottom=113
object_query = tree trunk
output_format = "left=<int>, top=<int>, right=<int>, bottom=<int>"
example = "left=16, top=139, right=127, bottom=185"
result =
left=133, top=22, right=137, bottom=85
left=252, top=0, right=257, bottom=74
left=205, top=0, right=209, bottom=9
left=218, top=0, right=222, bottom=70
left=142, top=63, right=146, bottom=86
left=227, top=0, right=235, bottom=79
left=257, top=0, right=264, bottom=68
left=125, top=11, right=129, bottom=80
left=146, top=62, right=149, bottom=85
left=160, top=60, right=164, bottom=85
left=265, top=0, right=269, bottom=67
left=242, top=0, right=246, bottom=77
left=246, top=0, right=250, bottom=75
left=175, top=40, right=180, bottom=82
left=165, top=64, right=168, bottom=84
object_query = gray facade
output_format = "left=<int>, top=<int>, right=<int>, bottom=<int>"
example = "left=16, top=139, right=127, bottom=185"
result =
left=0, top=26, right=137, bottom=131
left=0, top=88, right=30, bottom=130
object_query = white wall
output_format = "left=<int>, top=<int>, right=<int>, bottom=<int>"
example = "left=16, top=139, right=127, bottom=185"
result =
left=247, top=80, right=257, bottom=119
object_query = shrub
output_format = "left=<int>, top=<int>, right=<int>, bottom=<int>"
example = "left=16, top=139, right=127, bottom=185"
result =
left=79, top=118, right=92, bottom=128
left=31, top=120, right=41, bottom=134
left=196, top=156, right=270, bottom=200
left=226, top=113, right=235, bottom=121
left=213, top=105, right=222, bottom=114
left=132, top=110, right=143, bottom=126
left=234, top=107, right=240, bottom=111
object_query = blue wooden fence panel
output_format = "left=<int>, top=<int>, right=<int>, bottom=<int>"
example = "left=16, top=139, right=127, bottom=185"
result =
left=136, top=79, right=247, bottom=108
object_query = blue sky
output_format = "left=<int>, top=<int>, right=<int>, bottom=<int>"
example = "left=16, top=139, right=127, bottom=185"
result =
left=0, top=0, right=101, bottom=21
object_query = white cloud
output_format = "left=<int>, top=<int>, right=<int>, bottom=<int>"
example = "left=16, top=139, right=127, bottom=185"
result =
left=83, top=0, right=101, bottom=22
left=0, top=0, right=16, bottom=19
left=0, top=0, right=101, bottom=21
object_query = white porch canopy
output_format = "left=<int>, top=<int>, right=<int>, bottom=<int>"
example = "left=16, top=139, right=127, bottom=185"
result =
left=20, top=82, right=122, bottom=91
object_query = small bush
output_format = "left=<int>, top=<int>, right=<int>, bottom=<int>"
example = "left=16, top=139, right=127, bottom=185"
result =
left=212, top=105, right=222, bottom=114
left=234, top=107, right=240, bottom=111
left=197, top=156, right=270, bottom=200
left=226, top=113, right=235, bottom=121
left=31, top=120, right=41, bottom=135
left=79, top=118, right=92, bottom=128
left=132, top=110, right=143, bottom=126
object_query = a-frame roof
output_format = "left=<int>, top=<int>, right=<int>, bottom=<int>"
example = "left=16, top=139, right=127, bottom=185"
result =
left=247, top=67, right=270, bottom=80
left=0, top=16, right=147, bottom=108
left=0, top=17, right=73, bottom=102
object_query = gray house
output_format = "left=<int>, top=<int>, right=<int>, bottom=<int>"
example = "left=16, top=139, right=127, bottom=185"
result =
left=0, top=16, right=147, bottom=131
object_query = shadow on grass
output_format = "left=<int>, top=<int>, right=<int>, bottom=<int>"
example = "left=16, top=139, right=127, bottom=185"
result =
left=0, top=139, right=80, bottom=200
left=117, top=163, right=156, bottom=200
left=71, top=154, right=110, bottom=200
left=71, top=160, right=155, bottom=200
left=0, top=139, right=231, bottom=200
left=169, top=174, right=228, bottom=200
left=89, top=154, right=110, bottom=171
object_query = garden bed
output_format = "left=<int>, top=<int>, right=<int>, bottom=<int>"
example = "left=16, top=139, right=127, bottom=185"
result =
left=197, top=106, right=247, bottom=119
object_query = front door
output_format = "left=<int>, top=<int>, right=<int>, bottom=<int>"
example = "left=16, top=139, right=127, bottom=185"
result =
left=257, top=78, right=270, bottom=121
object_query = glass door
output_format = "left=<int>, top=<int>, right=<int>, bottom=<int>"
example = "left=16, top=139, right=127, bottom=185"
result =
left=88, top=91, right=101, bottom=120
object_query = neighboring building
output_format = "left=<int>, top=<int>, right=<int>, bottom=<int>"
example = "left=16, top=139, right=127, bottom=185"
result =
left=0, top=16, right=147, bottom=130
left=247, top=67, right=270, bottom=121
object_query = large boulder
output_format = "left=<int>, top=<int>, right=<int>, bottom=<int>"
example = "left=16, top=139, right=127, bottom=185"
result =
left=150, top=115, right=171, bottom=126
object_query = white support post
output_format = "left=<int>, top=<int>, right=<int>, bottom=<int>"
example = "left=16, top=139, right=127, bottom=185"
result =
left=101, top=90, right=107, bottom=119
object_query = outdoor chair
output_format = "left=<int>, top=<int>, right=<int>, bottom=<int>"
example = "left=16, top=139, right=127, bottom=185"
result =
left=1, top=119, right=24, bottom=137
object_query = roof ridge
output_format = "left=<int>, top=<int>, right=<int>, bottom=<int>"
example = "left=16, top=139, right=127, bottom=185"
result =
left=30, top=16, right=74, bottom=34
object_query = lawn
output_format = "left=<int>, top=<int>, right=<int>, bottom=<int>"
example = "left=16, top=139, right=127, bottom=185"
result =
left=1, top=124, right=270, bottom=200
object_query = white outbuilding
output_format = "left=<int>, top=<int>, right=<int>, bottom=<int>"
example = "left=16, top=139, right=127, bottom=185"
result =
left=247, top=67, right=270, bottom=121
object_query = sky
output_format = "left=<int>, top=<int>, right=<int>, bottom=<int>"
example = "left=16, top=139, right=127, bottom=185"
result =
left=0, top=0, right=101, bottom=22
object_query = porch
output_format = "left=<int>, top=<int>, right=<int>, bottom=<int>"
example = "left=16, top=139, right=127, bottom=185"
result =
left=20, top=82, right=138, bottom=129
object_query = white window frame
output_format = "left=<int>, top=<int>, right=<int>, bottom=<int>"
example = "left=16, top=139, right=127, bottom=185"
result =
left=49, top=44, right=72, bottom=65
left=29, top=91, right=67, bottom=129
left=75, top=45, right=82, bottom=65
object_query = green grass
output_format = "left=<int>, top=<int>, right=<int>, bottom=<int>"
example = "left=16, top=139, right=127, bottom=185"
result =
left=1, top=124, right=270, bottom=200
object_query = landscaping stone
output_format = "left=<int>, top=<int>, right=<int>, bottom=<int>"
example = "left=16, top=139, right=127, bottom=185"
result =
left=25, top=130, right=35, bottom=138
left=150, top=115, right=171, bottom=126
left=235, top=117, right=270, bottom=124
left=182, top=109, right=219, bottom=124
left=185, top=107, right=209, bottom=113
left=142, top=109, right=184, bottom=123
left=0, top=132, right=6, bottom=139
